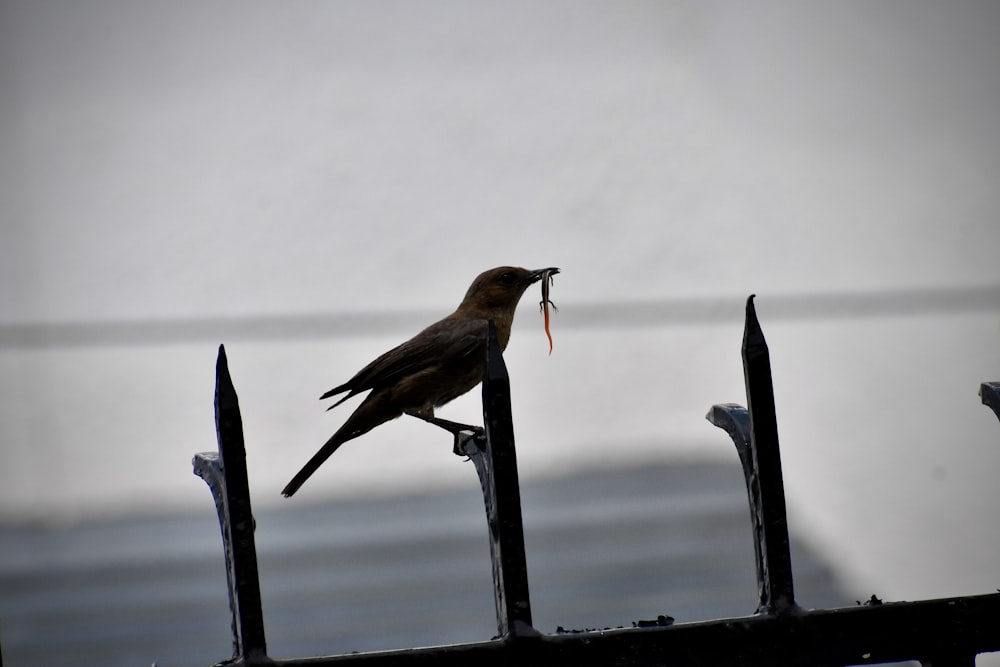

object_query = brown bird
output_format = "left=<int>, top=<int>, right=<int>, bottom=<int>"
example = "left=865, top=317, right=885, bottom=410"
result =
left=281, top=265, right=560, bottom=497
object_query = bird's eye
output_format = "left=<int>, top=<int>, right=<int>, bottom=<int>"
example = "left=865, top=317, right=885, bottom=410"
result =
left=500, top=272, right=515, bottom=284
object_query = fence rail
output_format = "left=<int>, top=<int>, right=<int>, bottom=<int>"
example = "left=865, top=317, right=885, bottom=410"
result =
left=191, top=297, right=1000, bottom=667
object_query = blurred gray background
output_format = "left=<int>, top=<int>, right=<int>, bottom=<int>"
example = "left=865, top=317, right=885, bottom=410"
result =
left=2, top=1, right=999, bottom=665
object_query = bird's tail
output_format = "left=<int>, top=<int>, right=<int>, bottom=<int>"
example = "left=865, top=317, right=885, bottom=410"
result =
left=320, top=384, right=356, bottom=412
left=282, top=391, right=402, bottom=497
left=280, top=431, right=348, bottom=497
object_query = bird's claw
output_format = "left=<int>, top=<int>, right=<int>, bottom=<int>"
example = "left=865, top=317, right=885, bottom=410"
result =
left=452, top=428, right=483, bottom=458
left=435, top=421, right=484, bottom=458
left=410, top=414, right=485, bottom=457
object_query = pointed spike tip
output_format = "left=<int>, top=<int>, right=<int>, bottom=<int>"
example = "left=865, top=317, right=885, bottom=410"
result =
left=745, top=294, right=762, bottom=324
left=214, top=343, right=239, bottom=410
left=744, top=294, right=761, bottom=335
left=742, top=293, right=769, bottom=354
left=216, top=343, right=231, bottom=381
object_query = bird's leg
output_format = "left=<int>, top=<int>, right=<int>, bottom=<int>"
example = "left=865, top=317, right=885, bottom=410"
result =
left=405, top=410, right=484, bottom=457
left=427, top=417, right=485, bottom=457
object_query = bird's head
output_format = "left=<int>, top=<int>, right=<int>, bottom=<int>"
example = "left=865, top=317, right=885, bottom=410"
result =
left=460, top=266, right=560, bottom=312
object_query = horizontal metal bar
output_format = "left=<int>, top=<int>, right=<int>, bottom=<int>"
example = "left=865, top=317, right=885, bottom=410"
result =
left=262, top=593, right=1000, bottom=667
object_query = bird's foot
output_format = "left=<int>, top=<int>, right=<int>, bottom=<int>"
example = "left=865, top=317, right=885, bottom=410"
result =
left=413, top=415, right=485, bottom=457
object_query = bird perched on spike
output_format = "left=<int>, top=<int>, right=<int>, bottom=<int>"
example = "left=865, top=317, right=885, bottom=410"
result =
left=281, top=266, right=560, bottom=497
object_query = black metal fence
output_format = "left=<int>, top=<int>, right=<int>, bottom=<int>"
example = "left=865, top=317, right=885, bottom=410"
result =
left=192, top=297, right=1000, bottom=667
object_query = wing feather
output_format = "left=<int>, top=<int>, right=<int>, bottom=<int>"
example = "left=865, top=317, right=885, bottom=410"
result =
left=320, top=317, right=486, bottom=408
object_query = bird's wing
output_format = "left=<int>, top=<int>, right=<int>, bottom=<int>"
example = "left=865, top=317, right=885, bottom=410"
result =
left=320, top=317, right=486, bottom=408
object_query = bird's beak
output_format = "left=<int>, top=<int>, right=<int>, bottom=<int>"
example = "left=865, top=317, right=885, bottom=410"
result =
left=526, top=267, right=560, bottom=284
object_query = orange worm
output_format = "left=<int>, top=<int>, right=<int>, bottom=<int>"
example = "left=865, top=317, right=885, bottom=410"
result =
left=539, top=270, right=557, bottom=354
